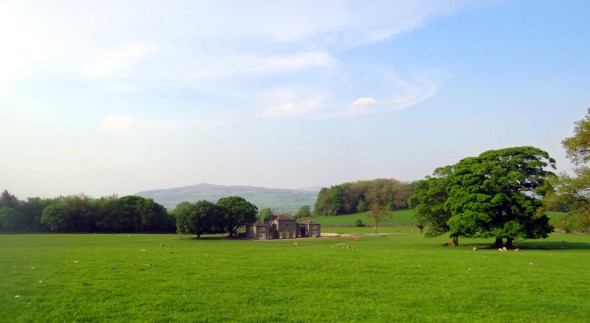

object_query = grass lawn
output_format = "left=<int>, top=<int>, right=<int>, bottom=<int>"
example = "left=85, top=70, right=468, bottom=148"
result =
left=1, top=233, right=590, bottom=322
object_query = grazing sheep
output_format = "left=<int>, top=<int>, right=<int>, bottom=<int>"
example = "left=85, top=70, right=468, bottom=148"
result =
left=514, top=248, right=520, bottom=252
left=472, top=246, right=478, bottom=251
left=502, top=247, right=507, bottom=252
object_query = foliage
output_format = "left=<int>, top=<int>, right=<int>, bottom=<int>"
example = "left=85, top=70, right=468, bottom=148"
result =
left=366, top=204, right=389, bottom=234
left=547, top=109, right=590, bottom=231
left=216, top=196, right=258, bottom=237
left=0, top=191, right=174, bottom=233
left=0, top=190, right=19, bottom=209
left=408, top=166, right=454, bottom=240
left=355, top=219, right=365, bottom=227
left=40, top=205, right=69, bottom=231
left=257, top=207, right=274, bottom=222
left=314, top=178, right=413, bottom=216
left=295, top=205, right=311, bottom=219
left=410, top=147, right=555, bottom=247
left=0, top=208, right=24, bottom=232
left=175, top=200, right=220, bottom=238
left=94, top=196, right=173, bottom=233
left=61, top=194, right=95, bottom=232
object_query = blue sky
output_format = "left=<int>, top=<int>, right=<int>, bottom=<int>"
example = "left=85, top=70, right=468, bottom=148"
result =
left=1, top=0, right=589, bottom=198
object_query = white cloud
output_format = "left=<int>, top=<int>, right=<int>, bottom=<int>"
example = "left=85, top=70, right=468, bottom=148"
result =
left=100, top=114, right=135, bottom=132
left=261, top=88, right=326, bottom=118
left=352, top=97, right=377, bottom=106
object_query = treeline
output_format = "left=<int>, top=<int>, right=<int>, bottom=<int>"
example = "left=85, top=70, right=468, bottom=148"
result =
left=314, top=178, right=413, bottom=216
left=0, top=190, right=175, bottom=233
left=174, top=196, right=258, bottom=238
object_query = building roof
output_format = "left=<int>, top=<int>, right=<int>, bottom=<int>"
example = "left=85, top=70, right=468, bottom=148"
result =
left=251, top=221, right=269, bottom=227
left=271, top=214, right=296, bottom=221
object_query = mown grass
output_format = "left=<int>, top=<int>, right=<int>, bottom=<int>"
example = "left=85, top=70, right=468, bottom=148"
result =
left=1, top=233, right=590, bottom=322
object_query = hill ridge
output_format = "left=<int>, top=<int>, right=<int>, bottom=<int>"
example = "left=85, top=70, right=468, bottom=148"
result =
left=136, top=183, right=320, bottom=213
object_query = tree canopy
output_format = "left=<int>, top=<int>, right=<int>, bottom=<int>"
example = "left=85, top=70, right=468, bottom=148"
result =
left=408, top=165, right=453, bottom=240
left=175, top=200, right=220, bottom=238
left=0, top=192, right=175, bottom=233
left=410, top=146, right=555, bottom=247
left=216, top=196, right=258, bottom=237
left=314, top=178, right=413, bottom=216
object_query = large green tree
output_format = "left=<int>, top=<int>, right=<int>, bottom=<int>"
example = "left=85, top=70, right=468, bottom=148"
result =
left=445, top=147, right=555, bottom=247
left=95, top=196, right=171, bottom=233
left=410, top=147, right=555, bottom=247
left=176, top=200, right=219, bottom=238
left=216, top=196, right=257, bottom=237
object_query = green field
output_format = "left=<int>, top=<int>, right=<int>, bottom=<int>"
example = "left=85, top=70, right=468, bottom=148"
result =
left=310, top=209, right=416, bottom=226
left=2, top=233, right=590, bottom=322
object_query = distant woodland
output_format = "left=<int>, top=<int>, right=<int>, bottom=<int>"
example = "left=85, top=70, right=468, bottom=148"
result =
left=0, top=191, right=176, bottom=233
left=0, top=178, right=414, bottom=233
left=314, top=178, right=413, bottom=216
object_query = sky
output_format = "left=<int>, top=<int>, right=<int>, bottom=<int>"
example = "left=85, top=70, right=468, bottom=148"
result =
left=1, top=0, right=589, bottom=199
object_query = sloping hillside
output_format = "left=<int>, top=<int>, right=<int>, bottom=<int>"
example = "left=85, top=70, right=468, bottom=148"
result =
left=136, top=183, right=319, bottom=213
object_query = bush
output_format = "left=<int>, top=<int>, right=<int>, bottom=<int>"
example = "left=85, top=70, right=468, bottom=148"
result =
left=355, top=219, right=365, bottom=227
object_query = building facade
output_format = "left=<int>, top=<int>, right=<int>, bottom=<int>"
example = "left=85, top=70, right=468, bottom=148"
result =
left=247, top=215, right=321, bottom=240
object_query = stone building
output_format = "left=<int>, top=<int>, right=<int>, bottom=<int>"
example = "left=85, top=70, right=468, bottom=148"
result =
left=247, top=214, right=321, bottom=240
left=298, top=220, right=321, bottom=238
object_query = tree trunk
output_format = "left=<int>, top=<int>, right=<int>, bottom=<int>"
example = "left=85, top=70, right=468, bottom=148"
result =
left=506, top=237, right=513, bottom=248
left=450, top=236, right=459, bottom=246
left=494, top=237, right=503, bottom=248
left=196, top=232, right=201, bottom=239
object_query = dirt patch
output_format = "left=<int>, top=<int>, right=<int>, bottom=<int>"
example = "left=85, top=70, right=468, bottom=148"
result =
left=322, top=232, right=362, bottom=239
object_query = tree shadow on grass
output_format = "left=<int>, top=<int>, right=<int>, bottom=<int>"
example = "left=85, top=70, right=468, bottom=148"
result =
left=468, top=241, right=590, bottom=251
left=515, top=241, right=590, bottom=250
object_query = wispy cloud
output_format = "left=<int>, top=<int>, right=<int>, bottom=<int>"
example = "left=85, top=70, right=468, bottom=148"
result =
left=182, top=51, right=336, bottom=80
left=80, top=42, right=159, bottom=78
left=260, top=70, right=443, bottom=119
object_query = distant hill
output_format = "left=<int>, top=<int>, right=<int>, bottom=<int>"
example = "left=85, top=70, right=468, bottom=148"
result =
left=136, top=183, right=320, bottom=213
